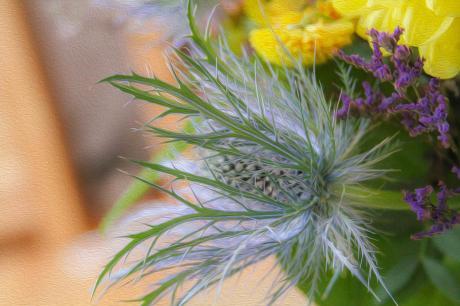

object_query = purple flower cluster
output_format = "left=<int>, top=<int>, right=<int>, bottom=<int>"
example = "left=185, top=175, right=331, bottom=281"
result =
left=396, top=79, right=449, bottom=146
left=453, top=166, right=460, bottom=179
left=336, top=27, right=450, bottom=148
left=403, top=167, right=460, bottom=239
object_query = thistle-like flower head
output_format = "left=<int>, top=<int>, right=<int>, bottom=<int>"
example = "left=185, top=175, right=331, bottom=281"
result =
left=94, top=2, right=396, bottom=305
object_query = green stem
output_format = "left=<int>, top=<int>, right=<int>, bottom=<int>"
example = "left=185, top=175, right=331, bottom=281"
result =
left=347, top=187, right=460, bottom=210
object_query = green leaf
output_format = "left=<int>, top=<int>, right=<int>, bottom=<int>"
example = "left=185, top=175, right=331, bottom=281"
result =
left=422, top=257, right=460, bottom=303
left=400, top=282, right=459, bottom=306
left=433, top=227, right=460, bottom=262
left=108, top=81, right=196, bottom=114
left=376, top=256, right=419, bottom=303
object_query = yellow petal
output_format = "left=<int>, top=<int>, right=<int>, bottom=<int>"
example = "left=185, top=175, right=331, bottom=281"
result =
left=356, top=9, right=392, bottom=38
left=244, top=0, right=266, bottom=24
left=268, top=0, right=306, bottom=12
left=249, top=19, right=354, bottom=67
left=426, top=0, right=460, bottom=17
left=303, top=20, right=355, bottom=62
left=249, top=28, right=303, bottom=66
left=332, top=0, right=369, bottom=17
left=367, top=0, right=405, bottom=8
left=355, top=2, right=454, bottom=47
left=269, top=11, right=304, bottom=27
left=244, top=0, right=305, bottom=26
left=399, top=0, right=454, bottom=46
left=419, top=19, right=460, bottom=79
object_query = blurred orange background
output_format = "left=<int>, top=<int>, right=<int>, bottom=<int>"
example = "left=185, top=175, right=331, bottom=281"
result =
left=0, top=1, right=305, bottom=305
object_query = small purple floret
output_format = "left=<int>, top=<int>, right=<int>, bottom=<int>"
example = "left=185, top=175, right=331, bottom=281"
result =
left=452, top=166, right=460, bottom=180
left=336, top=94, right=351, bottom=119
left=404, top=185, right=433, bottom=221
left=404, top=170, right=460, bottom=239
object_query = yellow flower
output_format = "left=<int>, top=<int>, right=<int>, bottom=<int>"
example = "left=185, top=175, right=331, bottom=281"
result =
left=244, top=0, right=306, bottom=26
left=332, top=0, right=460, bottom=79
left=245, top=0, right=354, bottom=66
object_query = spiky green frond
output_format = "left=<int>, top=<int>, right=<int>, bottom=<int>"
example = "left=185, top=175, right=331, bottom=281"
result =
left=94, top=2, right=397, bottom=305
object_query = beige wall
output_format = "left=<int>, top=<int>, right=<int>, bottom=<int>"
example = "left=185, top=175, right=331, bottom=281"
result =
left=0, top=1, right=306, bottom=305
left=25, top=0, right=149, bottom=218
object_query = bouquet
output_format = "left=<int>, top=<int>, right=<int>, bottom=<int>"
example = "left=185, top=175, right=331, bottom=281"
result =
left=94, top=1, right=460, bottom=305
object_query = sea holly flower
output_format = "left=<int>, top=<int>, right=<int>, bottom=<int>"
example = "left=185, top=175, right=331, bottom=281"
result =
left=94, top=2, right=398, bottom=304
left=336, top=28, right=451, bottom=148
left=247, top=0, right=354, bottom=66
left=332, top=0, right=460, bottom=79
